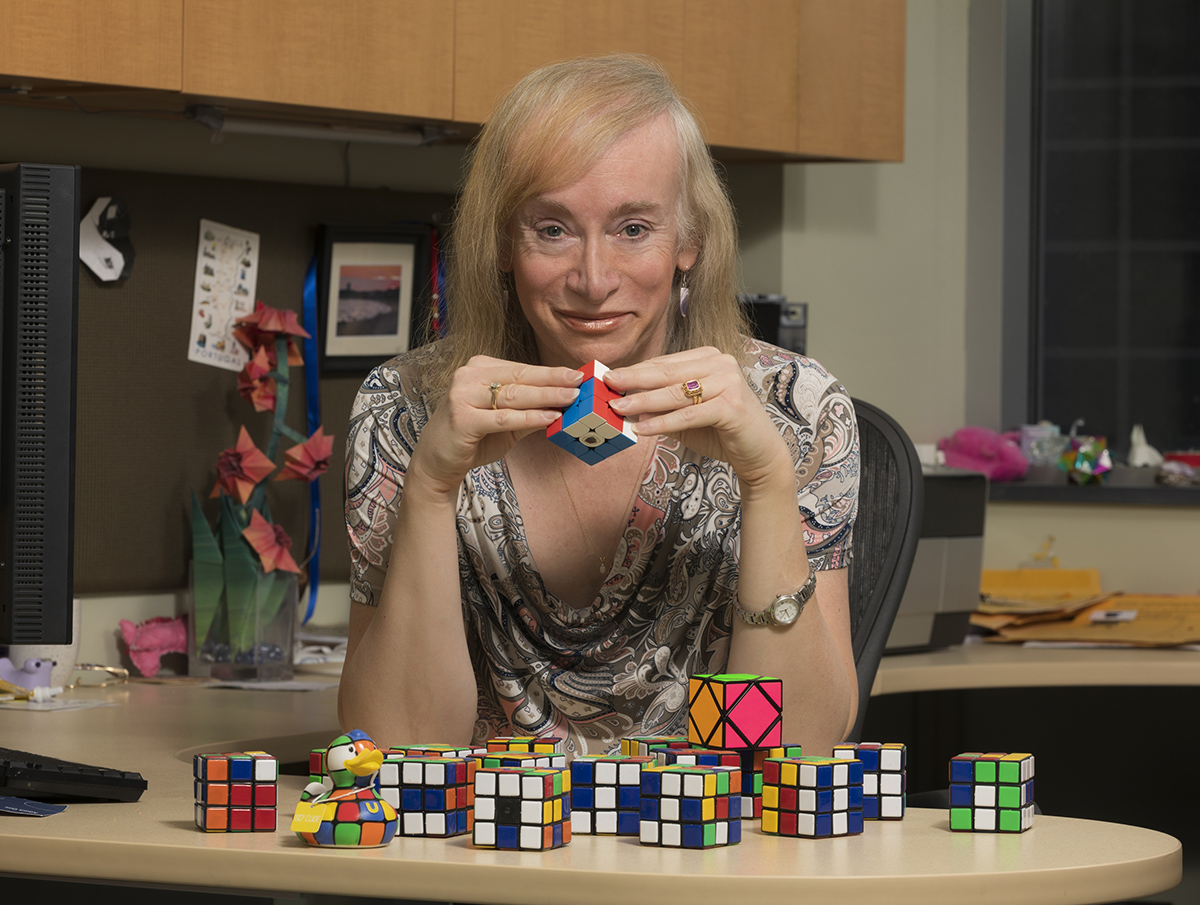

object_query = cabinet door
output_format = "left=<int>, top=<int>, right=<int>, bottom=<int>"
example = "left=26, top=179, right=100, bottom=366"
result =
left=682, top=0, right=801, bottom=154
left=453, top=0, right=685, bottom=125
left=182, top=0, right=454, bottom=120
left=793, top=0, right=906, bottom=161
left=0, top=0, right=182, bottom=90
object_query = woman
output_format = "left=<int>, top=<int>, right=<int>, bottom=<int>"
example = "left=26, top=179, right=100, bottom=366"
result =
left=339, top=55, right=859, bottom=757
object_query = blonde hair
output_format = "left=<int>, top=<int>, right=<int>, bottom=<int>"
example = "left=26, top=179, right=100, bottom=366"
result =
left=431, top=54, right=746, bottom=399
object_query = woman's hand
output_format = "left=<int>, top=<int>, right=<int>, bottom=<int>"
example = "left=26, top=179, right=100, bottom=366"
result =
left=409, top=355, right=585, bottom=496
left=605, top=347, right=791, bottom=488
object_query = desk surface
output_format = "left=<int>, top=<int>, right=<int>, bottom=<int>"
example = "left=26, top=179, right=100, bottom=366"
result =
left=0, top=682, right=1182, bottom=905
left=872, top=643, right=1200, bottom=696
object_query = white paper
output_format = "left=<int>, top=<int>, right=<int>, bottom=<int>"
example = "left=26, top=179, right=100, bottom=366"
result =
left=187, top=219, right=260, bottom=372
left=78, top=197, right=125, bottom=282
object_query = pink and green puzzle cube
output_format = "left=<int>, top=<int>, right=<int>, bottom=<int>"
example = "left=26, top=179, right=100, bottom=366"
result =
left=547, top=360, right=636, bottom=465
left=949, top=752, right=1035, bottom=833
left=688, top=673, right=783, bottom=749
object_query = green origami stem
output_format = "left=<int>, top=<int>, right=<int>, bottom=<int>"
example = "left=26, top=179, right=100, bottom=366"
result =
left=221, top=492, right=262, bottom=656
left=190, top=489, right=225, bottom=658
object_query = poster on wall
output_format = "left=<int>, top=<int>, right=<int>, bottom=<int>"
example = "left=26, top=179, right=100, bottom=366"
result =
left=187, top=219, right=260, bottom=372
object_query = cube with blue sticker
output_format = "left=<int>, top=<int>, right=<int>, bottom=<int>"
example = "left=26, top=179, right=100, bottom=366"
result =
left=193, top=750, right=277, bottom=832
left=376, top=755, right=474, bottom=837
left=949, top=752, right=1035, bottom=833
left=761, top=756, right=864, bottom=838
left=638, top=764, right=742, bottom=848
left=472, top=767, right=571, bottom=850
left=833, top=741, right=906, bottom=819
left=547, top=360, right=636, bottom=465
left=570, top=754, right=655, bottom=835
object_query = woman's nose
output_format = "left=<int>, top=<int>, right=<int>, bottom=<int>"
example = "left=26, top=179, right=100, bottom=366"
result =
left=570, top=239, right=620, bottom=302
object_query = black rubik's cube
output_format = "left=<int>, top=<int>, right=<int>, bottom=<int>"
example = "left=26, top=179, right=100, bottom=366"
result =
left=472, top=766, right=571, bottom=850
left=569, top=754, right=655, bottom=835
left=949, top=752, right=1035, bottom=833
left=193, top=750, right=277, bottom=832
left=761, top=756, right=864, bottom=838
left=638, top=764, right=742, bottom=848
left=834, top=742, right=906, bottom=819
left=546, top=360, right=636, bottom=464
left=376, top=755, right=475, bottom=837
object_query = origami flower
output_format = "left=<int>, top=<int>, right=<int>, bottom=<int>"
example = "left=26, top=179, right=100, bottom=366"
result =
left=234, top=301, right=309, bottom=366
left=275, top=427, right=334, bottom=483
left=211, top=426, right=276, bottom=503
left=242, top=509, right=301, bottom=573
left=237, top=346, right=277, bottom=412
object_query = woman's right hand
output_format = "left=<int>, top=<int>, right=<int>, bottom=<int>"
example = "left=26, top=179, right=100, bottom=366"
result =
left=408, top=355, right=584, bottom=496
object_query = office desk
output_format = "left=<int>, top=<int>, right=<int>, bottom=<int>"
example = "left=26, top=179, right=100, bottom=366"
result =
left=0, top=682, right=1182, bottom=905
left=871, top=643, right=1200, bottom=696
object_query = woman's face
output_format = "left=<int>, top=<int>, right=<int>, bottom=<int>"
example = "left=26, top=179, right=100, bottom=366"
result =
left=505, top=114, right=698, bottom=370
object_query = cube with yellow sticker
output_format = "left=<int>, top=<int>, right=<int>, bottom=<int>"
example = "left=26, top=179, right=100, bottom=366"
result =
left=761, top=756, right=864, bottom=838
left=638, top=765, right=742, bottom=848
left=472, top=767, right=571, bottom=851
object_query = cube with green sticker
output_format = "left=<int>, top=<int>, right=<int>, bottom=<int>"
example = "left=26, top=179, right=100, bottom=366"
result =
left=948, top=752, right=1035, bottom=833
left=638, top=764, right=742, bottom=848
left=471, top=766, right=571, bottom=850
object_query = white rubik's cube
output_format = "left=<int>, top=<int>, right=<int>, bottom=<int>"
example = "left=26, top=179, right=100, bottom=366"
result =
left=569, top=754, right=655, bottom=835
left=761, top=756, right=865, bottom=838
left=394, top=744, right=487, bottom=758
left=638, top=764, right=742, bottom=848
left=376, top=755, right=475, bottom=837
left=620, top=736, right=690, bottom=757
left=833, top=741, right=906, bottom=819
left=478, top=750, right=565, bottom=770
left=472, top=767, right=571, bottom=850
left=949, top=752, right=1035, bottom=833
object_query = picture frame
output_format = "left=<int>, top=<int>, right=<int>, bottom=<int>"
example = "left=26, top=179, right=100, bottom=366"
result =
left=316, top=223, right=434, bottom=372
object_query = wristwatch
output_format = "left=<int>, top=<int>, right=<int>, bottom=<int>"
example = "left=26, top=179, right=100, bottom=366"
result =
left=733, top=569, right=817, bottom=627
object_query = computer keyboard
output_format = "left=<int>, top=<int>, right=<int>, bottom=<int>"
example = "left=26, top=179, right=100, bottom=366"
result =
left=0, top=746, right=147, bottom=802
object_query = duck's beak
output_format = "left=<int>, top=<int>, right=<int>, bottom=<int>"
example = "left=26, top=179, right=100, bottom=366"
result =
left=345, top=748, right=384, bottom=776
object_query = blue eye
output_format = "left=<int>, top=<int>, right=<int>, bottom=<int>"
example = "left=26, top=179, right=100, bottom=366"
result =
left=622, top=224, right=647, bottom=238
left=540, top=225, right=564, bottom=238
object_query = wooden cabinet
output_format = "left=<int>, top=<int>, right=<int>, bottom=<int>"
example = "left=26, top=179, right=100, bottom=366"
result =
left=0, top=0, right=182, bottom=90
left=182, top=0, right=454, bottom=120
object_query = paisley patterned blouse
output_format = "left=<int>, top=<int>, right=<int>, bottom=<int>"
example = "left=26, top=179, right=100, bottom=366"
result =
left=345, top=339, right=859, bottom=756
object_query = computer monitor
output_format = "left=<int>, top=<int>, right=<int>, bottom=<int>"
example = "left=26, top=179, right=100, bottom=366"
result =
left=0, top=162, right=79, bottom=645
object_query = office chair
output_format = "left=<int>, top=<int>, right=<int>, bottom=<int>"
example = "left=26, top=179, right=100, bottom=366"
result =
left=845, top=398, right=924, bottom=742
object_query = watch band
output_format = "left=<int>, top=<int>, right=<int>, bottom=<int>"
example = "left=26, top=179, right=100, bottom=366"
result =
left=733, top=568, right=818, bottom=627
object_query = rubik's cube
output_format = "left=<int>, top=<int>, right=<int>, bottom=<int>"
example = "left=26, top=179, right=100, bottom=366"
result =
left=834, top=742, right=906, bottom=819
left=479, top=750, right=565, bottom=770
left=194, top=750, right=278, bottom=832
left=761, top=756, right=865, bottom=838
left=472, top=767, right=572, bottom=850
left=569, top=754, right=655, bottom=835
left=547, top=360, right=636, bottom=464
left=392, top=744, right=487, bottom=758
left=621, top=736, right=690, bottom=757
left=639, top=764, right=742, bottom=848
left=486, top=736, right=565, bottom=757
left=688, top=673, right=783, bottom=749
left=739, top=744, right=804, bottom=819
left=376, top=755, right=475, bottom=836
left=949, top=752, right=1035, bottom=833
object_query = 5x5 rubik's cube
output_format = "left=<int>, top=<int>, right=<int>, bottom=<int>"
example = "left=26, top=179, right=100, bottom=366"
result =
left=547, top=360, right=636, bottom=464
left=194, top=750, right=278, bottom=832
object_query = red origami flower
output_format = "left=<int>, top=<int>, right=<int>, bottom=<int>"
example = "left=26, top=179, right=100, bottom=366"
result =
left=242, top=509, right=301, bottom=573
left=234, top=301, right=309, bottom=366
left=275, top=427, right=334, bottom=483
left=237, top=346, right=277, bottom=412
left=211, top=426, right=276, bottom=504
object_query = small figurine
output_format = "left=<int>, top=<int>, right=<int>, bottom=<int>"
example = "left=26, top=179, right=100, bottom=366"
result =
left=292, top=730, right=398, bottom=847
left=0, top=656, right=55, bottom=691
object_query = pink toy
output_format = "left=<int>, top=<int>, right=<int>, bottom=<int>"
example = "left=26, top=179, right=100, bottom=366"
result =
left=938, top=427, right=1028, bottom=482
left=120, top=615, right=188, bottom=678
left=0, top=655, right=55, bottom=689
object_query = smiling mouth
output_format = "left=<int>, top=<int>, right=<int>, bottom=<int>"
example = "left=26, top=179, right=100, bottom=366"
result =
left=561, top=312, right=626, bottom=331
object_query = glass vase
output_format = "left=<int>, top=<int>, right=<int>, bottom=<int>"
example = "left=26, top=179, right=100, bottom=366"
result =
left=188, top=562, right=297, bottom=682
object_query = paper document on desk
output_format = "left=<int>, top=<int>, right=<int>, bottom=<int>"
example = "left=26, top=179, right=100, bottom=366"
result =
left=986, top=595, right=1200, bottom=647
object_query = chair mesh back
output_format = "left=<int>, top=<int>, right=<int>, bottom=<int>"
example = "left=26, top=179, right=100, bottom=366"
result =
left=848, top=418, right=900, bottom=649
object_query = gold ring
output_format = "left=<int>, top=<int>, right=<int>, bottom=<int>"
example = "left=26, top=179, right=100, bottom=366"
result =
left=682, top=378, right=703, bottom=405
left=490, top=382, right=502, bottom=410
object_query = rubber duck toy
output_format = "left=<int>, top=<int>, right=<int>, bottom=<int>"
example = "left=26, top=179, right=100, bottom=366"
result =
left=293, top=729, right=397, bottom=847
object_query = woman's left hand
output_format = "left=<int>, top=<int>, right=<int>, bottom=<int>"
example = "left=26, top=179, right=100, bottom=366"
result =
left=605, top=347, right=791, bottom=488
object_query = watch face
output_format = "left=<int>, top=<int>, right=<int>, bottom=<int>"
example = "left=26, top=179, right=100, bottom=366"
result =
left=773, top=597, right=801, bottom=625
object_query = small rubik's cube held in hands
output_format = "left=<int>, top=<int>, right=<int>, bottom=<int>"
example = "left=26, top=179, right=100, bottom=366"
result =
left=834, top=742, right=907, bottom=819
left=688, top=673, right=783, bottom=749
left=194, top=750, right=278, bottom=832
left=547, top=360, right=636, bottom=465
left=638, top=764, right=742, bottom=848
left=949, top=752, right=1035, bottom=833
left=472, top=767, right=571, bottom=850
left=761, top=756, right=865, bottom=838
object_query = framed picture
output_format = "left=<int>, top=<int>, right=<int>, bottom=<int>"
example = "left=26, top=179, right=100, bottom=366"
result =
left=316, top=224, right=433, bottom=372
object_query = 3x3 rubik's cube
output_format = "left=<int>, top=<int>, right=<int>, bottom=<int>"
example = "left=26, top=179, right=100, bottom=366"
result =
left=547, top=360, right=636, bottom=464
left=472, top=766, right=572, bottom=850
left=377, top=755, right=476, bottom=837
left=194, top=750, right=278, bottom=832
left=949, top=752, right=1036, bottom=833
left=834, top=742, right=907, bottom=819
